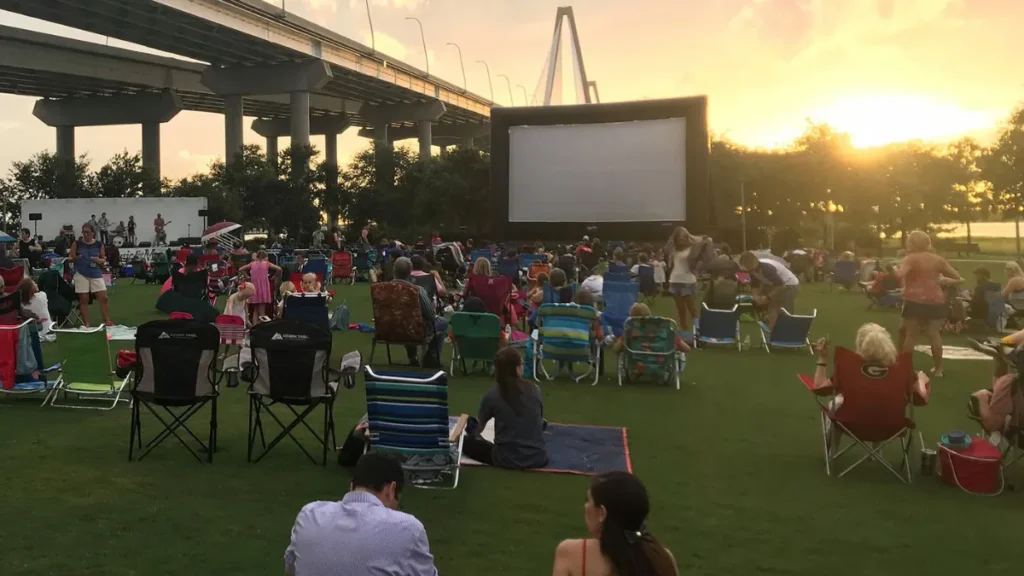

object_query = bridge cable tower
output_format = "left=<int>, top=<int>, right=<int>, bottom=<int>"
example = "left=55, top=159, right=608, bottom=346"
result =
left=533, top=6, right=599, bottom=106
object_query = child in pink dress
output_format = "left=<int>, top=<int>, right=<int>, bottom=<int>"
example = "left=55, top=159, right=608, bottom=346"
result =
left=238, top=250, right=281, bottom=325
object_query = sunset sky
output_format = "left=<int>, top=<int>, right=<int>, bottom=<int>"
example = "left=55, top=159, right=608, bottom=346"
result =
left=0, top=0, right=1021, bottom=178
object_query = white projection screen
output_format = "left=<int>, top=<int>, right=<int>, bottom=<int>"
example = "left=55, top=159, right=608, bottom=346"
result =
left=508, top=118, right=686, bottom=223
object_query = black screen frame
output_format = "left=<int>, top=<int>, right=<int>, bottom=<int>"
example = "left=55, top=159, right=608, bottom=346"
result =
left=489, top=96, right=710, bottom=242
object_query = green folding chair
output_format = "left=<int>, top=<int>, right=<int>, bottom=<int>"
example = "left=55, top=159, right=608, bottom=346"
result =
left=48, top=326, right=129, bottom=410
left=449, top=312, right=502, bottom=376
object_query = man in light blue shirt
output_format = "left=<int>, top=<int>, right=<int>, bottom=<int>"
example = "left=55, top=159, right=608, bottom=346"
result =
left=285, top=453, right=438, bottom=576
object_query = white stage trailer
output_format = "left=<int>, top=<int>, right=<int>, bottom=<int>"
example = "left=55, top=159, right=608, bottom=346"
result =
left=21, top=197, right=207, bottom=244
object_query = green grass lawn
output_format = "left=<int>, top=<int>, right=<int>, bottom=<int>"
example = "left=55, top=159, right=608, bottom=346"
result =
left=1, top=272, right=1020, bottom=576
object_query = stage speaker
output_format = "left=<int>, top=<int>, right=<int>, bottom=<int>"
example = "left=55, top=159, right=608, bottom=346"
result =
left=198, top=209, right=209, bottom=217
left=29, top=213, right=42, bottom=221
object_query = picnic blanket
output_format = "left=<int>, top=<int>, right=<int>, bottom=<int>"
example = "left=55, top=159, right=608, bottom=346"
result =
left=914, top=345, right=991, bottom=361
left=451, top=417, right=632, bottom=476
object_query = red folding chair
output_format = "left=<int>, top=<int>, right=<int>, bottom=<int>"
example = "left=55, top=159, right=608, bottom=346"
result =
left=332, top=251, right=353, bottom=283
left=463, top=275, right=514, bottom=328
left=798, top=347, right=922, bottom=483
left=215, top=314, right=247, bottom=346
left=1, top=266, right=25, bottom=294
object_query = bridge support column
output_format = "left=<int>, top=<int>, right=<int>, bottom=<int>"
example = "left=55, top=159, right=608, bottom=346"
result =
left=56, top=125, right=75, bottom=165
left=225, top=94, right=244, bottom=165
left=417, top=120, right=432, bottom=159
left=324, top=130, right=338, bottom=171
left=290, top=91, right=311, bottom=148
left=461, top=136, right=475, bottom=149
left=266, top=136, right=278, bottom=166
left=251, top=114, right=350, bottom=172
left=33, top=90, right=182, bottom=180
left=142, top=122, right=161, bottom=177
left=440, top=145, right=448, bottom=158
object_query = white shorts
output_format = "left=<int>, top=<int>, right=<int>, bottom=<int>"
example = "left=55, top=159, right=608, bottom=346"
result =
left=73, top=274, right=106, bottom=294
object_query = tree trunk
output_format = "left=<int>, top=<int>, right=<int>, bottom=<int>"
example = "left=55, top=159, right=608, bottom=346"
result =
left=966, top=220, right=972, bottom=246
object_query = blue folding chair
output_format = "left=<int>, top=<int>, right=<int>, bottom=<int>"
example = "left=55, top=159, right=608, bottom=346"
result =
left=696, top=304, right=741, bottom=350
left=602, top=281, right=639, bottom=337
left=281, top=293, right=330, bottom=332
left=831, top=261, right=858, bottom=291
left=607, top=263, right=629, bottom=276
left=986, top=291, right=1006, bottom=332
left=470, top=249, right=494, bottom=266
left=364, top=367, right=466, bottom=489
left=302, top=257, right=329, bottom=281
left=603, top=271, right=631, bottom=285
left=759, top=309, right=817, bottom=353
left=519, top=253, right=546, bottom=269
left=533, top=304, right=602, bottom=385
left=498, top=257, right=520, bottom=281
left=637, top=265, right=658, bottom=303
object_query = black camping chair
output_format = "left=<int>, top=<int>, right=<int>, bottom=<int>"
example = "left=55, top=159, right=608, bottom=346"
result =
left=130, top=258, right=151, bottom=284
left=281, top=293, right=330, bottom=332
left=246, top=319, right=343, bottom=465
left=173, top=269, right=210, bottom=303
left=129, top=319, right=222, bottom=463
left=412, top=274, right=441, bottom=312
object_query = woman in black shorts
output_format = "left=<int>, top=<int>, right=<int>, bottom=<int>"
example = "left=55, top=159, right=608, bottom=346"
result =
left=898, top=231, right=961, bottom=377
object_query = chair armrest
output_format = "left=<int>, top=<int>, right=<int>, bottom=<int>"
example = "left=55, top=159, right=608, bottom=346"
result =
left=449, top=413, right=469, bottom=442
left=798, top=373, right=835, bottom=396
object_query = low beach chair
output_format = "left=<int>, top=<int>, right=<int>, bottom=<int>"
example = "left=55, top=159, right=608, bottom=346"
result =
left=48, top=325, right=129, bottom=410
left=448, top=312, right=502, bottom=376
left=759, top=309, right=817, bottom=353
left=696, top=304, right=741, bottom=350
left=533, top=303, right=602, bottom=385
left=797, top=347, right=918, bottom=482
left=0, top=320, right=61, bottom=405
left=617, top=316, right=684, bottom=390
left=364, top=367, right=467, bottom=489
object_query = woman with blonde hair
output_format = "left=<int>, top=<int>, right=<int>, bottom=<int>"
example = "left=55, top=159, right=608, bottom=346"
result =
left=663, top=227, right=710, bottom=332
left=812, top=323, right=930, bottom=413
left=897, top=230, right=961, bottom=377
left=1001, top=261, right=1024, bottom=305
left=472, top=256, right=492, bottom=277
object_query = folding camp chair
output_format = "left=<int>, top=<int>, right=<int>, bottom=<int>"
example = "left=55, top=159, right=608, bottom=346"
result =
left=696, top=303, right=742, bottom=350
left=151, top=253, right=172, bottom=284
left=637, top=265, right=658, bottom=304
left=412, top=275, right=441, bottom=312
left=528, top=262, right=551, bottom=288
left=602, top=281, right=639, bottom=338
left=617, top=316, right=684, bottom=389
left=464, top=275, right=514, bottom=328
left=607, top=263, right=629, bottom=276
left=603, top=271, right=631, bottom=285
left=469, top=248, right=493, bottom=266
left=332, top=250, right=353, bottom=283
left=369, top=282, right=427, bottom=365
left=129, top=319, right=221, bottom=462
left=1, top=265, right=25, bottom=294
left=449, top=312, right=502, bottom=376
left=830, top=261, right=858, bottom=291
left=130, top=258, right=151, bottom=284
left=759, top=309, right=817, bottom=353
left=246, top=320, right=339, bottom=465
left=281, top=292, right=330, bottom=332
left=519, top=253, right=546, bottom=270
left=173, top=269, right=210, bottom=303
left=0, top=320, right=61, bottom=404
left=797, top=347, right=917, bottom=482
left=0, top=290, right=20, bottom=324
left=303, top=258, right=329, bottom=285
left=35, top=269, right=75, bottom=327
left=498, top=257, right=520, bottom=282
left=533, top=304, right=602, bottom=385
left=364, top=367, right=467, bottom=489
left=48, top=325, right=129, bottom=410
left=542, top=282, right=576, bottom=305
left=353, top=250, right=376, bottom=283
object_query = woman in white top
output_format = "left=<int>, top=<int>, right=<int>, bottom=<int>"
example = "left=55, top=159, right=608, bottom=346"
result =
left=663, top=227, right=709, bottom=332
left=17, top=278, right=54, bottom=341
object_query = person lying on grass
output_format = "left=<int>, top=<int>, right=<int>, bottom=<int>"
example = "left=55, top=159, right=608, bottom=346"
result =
left=461, top=347, right=548, bottom=469
left=552, top=471, right=679, bottom=576
left=611, top=303, right=691, bottom=354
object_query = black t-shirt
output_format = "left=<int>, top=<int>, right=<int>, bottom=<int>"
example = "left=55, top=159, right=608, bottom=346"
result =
left=18, top=239, right=40, bottom=267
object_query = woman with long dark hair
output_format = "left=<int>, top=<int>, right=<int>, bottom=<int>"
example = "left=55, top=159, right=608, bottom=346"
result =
left=461, top=347, right=548, bottom=469
left=552, top=472, right=678, bottom=576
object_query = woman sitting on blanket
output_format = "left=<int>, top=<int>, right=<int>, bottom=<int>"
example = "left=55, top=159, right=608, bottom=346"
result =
left=552, top=471, right=679, bottom=576
left=811, top=323, right=930, bottom=417
left=461, top=347, right=548, bottom=469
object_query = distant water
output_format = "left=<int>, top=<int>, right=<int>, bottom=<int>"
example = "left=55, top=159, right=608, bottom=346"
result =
left=938, top=221, right=1021, bottom=238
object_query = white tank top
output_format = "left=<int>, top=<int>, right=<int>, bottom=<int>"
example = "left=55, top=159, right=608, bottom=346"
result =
left=670, top=248, right=696, bottom=284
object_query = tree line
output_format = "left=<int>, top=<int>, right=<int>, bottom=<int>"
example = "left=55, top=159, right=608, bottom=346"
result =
left=4, top=104, right=1024, bottom=248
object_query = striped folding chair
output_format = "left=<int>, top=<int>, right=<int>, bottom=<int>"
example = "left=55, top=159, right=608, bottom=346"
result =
left=364, top=367, right=467, bottom=489
left=759, top=309, right=817, bottom=353
left=533, top=303, right=602, bottom=385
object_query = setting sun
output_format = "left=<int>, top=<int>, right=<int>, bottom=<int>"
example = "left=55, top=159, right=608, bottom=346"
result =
left=807, top=94, right=1000, bottom=148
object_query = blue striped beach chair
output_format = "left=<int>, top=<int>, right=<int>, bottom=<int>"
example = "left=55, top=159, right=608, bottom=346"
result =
left=364, top=367, right=468, bottom=489
left=759, top=308, right=817, bottom=353
left=533, top=304, right=602, bottom=386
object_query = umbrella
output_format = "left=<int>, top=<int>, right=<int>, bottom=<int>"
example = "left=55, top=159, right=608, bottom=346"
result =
left=201, top=222, right=242, bottom=244
left=0, top=230, right=15, bottom=243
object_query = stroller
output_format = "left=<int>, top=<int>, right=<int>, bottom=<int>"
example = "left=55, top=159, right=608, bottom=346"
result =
left=434, top=242, right=467, bottom=285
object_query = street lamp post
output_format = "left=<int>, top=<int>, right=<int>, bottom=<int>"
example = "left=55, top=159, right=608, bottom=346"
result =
left=476, top=61, right=494, bottom=102
left=363, top=0, right=375, bottom=52
left=446, top=43, right=466, bottom=90
left=405, top=17, right=428, bottom=74
left=498, top=74, right=514, bottom=106
left=517, top=85, right=529, bottom=105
